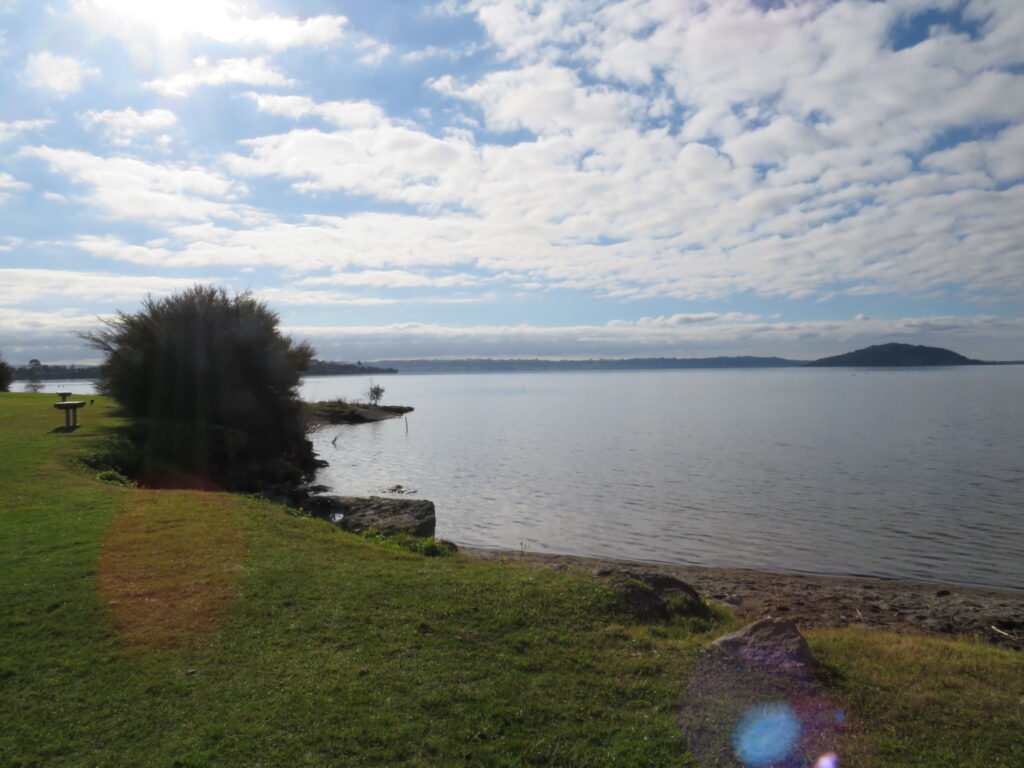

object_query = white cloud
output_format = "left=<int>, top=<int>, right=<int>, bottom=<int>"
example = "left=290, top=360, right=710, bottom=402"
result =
left=145, top=56, right=296, bottom=96
left=81, top=108, right=178, bottom=145
left=243, top=93, right=388, bottom=127
left=253, top=287, right=399, bottom=307
left=401, top=42, right=483, bottom=63
left=0, top=268, right=217, bottom=306
left=226, top=95, right=478, bottom=205
left=0, top=119, right=52, bottom=143
left=298, top=270, right=483, bottom=289
left=431, top=63, right=643, bottom=141
left=22, top=146, right=255, bottom=222
left=356, top=39, right=394, bottom=67
left=73, top=1, right=348, bottom=50
left=0, top=306, right=103, bottom=349
left=625, top=313, right=763, bottom=328
left=0, top=172, right=29, bottom=201
left=22, top=51, right=98, bottom=97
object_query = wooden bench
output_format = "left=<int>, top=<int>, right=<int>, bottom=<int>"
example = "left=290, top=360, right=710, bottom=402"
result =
left=54, top=401, right=86, bottom=428
left=56, top=391, right=73, bottom=402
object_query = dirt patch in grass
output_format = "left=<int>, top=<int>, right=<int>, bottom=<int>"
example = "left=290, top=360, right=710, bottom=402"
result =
left=97, top=489, right=246, bottom=653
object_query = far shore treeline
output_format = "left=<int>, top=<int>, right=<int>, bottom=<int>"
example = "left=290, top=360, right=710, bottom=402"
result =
left=7, top=342, right=1022, bottom=383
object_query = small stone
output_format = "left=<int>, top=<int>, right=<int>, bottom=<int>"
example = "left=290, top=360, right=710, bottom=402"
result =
left=935, top=589, right=951, bottom=597
left=358, top=667, right=369, bottom=677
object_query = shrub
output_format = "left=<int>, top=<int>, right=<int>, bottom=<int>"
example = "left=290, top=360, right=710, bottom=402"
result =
left=366, top=381, right=384, bottom=406
left=95, top=469, right=134, bottom=487
left=0, top=354, right=12, bottom=392
left=80, top=285, right=320, bottom=492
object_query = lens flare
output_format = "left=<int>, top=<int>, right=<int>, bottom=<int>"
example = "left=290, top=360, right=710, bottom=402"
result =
left=732, top=702, right=801, bottom=767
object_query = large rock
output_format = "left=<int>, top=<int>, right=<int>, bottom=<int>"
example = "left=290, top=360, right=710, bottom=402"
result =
left=595, top=568, right=705, bottom=623
left=596, top=568, right=702, bottom=602
left=304, top=495, right=436, bottom=537
left=713, top=618, right=816, bottom=671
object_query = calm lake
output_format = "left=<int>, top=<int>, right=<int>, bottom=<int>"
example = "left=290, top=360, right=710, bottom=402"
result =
left=48, top=367, right=1023, bottom=590
left=300, top=367, right=1024, bottom=591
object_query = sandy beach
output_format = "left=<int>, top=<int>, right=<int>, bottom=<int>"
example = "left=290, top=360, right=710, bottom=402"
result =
left=462, top=547, right=1024, bottom=650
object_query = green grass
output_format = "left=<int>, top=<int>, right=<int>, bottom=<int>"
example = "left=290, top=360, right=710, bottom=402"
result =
left=1, top=391, right=1021, bottom=766
left=812, top=630, right=1024, bottom=767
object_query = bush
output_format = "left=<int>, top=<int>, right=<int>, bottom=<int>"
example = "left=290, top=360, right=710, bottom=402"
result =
left=366, top=381, right=384, bottom=406
left=95, top=469, right=134, bottom=487
left=80, top=285, right=320, bottom=492
left=0, top=354, right=12, bottom=392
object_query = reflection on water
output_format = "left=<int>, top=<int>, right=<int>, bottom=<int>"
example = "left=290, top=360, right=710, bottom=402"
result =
left=302, top=367, right=1024, bottom=590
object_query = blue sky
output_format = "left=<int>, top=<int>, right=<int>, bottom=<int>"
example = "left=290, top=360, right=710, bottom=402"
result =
left=1, top=0, right=1023, bottom=363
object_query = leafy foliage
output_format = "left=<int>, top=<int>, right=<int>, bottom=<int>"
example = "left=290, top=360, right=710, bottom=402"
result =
left=0, top=353, right=12, bottom=392
left=366, top=381, right=385, bottom=405
left=80, top=285, right=319, bottom=491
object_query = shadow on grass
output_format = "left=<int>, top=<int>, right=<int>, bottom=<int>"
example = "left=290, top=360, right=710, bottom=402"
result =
left=50, top=425, right=82, bottom=435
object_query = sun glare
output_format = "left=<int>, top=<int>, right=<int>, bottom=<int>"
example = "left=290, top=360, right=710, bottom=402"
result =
left=76, top=0, right=246, bottom=41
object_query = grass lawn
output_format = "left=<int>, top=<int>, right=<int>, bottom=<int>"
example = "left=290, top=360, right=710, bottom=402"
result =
left=1, top=392, right=1021, bottom=766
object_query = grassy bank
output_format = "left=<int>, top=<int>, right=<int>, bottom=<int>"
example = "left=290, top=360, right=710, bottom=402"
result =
left=1, top=392, right=1021, bottom=766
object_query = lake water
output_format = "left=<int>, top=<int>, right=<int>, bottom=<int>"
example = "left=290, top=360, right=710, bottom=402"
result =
left=301, top=367, right=1024, bottom=591
left=45, top=369, right=1023, bottom=590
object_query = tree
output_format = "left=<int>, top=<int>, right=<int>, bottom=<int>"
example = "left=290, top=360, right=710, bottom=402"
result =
left=0, top=354, right=12, bottom=392
left=81, top=285, right=320, bottom=492
left=366, top=381, right=385, bottom=406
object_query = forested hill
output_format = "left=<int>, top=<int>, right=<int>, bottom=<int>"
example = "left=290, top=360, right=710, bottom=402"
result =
left=368, top=357, right=805, bottom=373
left=805, top=343, right=985, bottom=367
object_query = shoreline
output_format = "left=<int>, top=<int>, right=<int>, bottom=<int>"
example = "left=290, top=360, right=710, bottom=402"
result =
left=460, top=546, right=1024, bottom=650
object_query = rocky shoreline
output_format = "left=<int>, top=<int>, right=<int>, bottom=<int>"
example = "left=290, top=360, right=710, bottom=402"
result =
left=461, top=547, right=1024, bottom=650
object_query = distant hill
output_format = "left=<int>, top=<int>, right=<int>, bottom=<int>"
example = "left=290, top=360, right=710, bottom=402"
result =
left=306, top=359, right=397, bottom=376
left=369, top=356, right=805, bottom=374
left=805, top=343, right=985, bottom=367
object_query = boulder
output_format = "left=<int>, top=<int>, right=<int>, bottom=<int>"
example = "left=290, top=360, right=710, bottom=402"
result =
left=610, top=577, right=670, bottom=623
left=596, top=568, right=702, bottom=602
left=303, top=495, right=436, bottom=537
left=713, top=618, right=816, bottom=671
left=595, top=567, right=707, bottom=621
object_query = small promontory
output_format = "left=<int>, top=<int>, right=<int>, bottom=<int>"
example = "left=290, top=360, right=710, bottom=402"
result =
left=805, top=342, right=984, bottom=367
left=306, top=400, right=413, bottom=425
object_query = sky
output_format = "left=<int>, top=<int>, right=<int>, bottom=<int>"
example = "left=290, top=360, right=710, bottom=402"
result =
left=1, top=0, right=1023, bottom=364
